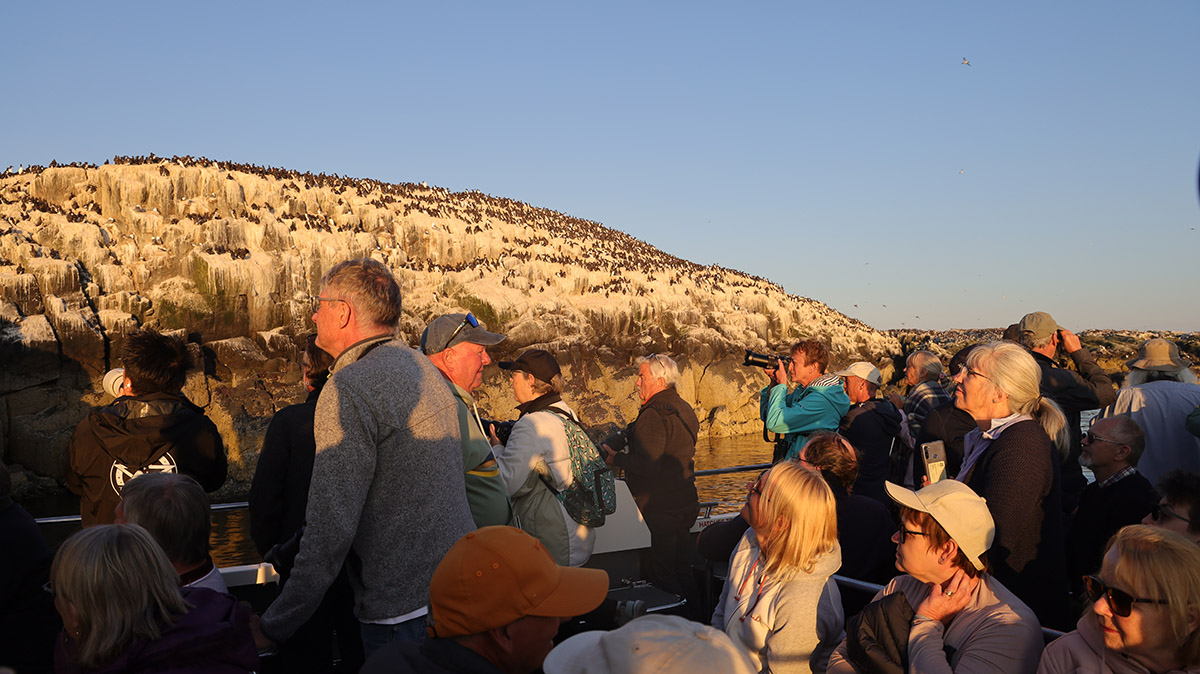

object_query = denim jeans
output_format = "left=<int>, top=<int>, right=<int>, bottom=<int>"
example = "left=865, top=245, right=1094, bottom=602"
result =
left=359, top=614, right=427, bottom=660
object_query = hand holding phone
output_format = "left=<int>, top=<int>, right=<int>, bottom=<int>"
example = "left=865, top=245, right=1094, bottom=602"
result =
left=922, top=440, right=947, bottom=484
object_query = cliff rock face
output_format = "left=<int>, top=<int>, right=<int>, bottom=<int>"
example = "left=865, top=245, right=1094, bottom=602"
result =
left=0, top=158, right=900, bottom=496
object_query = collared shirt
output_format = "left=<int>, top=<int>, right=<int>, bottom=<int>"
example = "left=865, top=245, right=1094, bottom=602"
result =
left=1096, top=465, right=1137, bottom=490
left=957, top=412, right=1031, bottom=481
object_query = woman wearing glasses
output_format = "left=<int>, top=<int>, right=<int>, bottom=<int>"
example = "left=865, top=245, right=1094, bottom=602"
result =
left=712, top=462, right=844, bottom=673
left=1039, top=525, right=1200, bottom=673
left=952, top=341, right=1070, bottom=629
left=828, top=480, right=1043, bottom=674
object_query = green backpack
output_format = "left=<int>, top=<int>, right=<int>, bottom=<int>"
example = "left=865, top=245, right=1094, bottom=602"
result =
left=543, top=407, right=617, bottom=527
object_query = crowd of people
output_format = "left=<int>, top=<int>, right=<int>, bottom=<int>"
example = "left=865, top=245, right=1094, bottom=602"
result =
left=5, top=259, right=1200, bottom=674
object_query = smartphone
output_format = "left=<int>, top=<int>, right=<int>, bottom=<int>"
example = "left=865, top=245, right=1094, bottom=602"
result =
left=922, top=441, right=947, bottom=484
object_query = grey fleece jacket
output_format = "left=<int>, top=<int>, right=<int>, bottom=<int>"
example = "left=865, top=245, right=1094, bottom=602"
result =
left=261, top=335, right=475, bottom=641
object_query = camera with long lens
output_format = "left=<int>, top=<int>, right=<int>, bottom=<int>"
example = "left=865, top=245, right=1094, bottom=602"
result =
left=602, top=428, right=630, bottom=454
left=743, top=349, right=792, bottom=369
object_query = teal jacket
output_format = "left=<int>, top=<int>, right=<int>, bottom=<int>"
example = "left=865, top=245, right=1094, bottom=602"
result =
left=760, top=374, right=852, bottom=461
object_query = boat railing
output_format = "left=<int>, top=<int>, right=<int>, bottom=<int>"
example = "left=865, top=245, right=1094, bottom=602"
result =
left=35, top=500, right=250, bottom=526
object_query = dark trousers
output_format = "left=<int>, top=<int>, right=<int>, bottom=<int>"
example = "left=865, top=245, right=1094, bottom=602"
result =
left=642, top=506, right=701, bottom=619
left=266, top=568, right=364, bottom=673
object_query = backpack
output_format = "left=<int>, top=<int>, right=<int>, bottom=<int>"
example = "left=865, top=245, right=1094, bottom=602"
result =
left=542, top=407, right=617, bottom=527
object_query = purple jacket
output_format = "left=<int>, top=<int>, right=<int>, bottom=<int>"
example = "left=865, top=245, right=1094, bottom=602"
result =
left=55, top=587, right=258, bottom=674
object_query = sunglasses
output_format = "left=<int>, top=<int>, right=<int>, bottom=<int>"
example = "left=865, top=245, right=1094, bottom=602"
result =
left=440, top=313, right=480, bottom=352
left=1083, top=575, right=1168, bottom=617
left=1149, top=502, right=1192, bottom=524
left=1084, top=429, right=1121, bottom=445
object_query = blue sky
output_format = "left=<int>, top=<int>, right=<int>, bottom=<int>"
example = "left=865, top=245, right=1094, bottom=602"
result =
left=3, top=1, right=1198, bottom=331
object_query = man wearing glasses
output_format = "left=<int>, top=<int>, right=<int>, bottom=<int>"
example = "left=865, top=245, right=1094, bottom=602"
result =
left=422, top=313, right=514, bottom=528
left=1065, top=415, right=1157, bottom=591
left=257, top=259, right=475, bottom=658
left=1017, top=311, right=1116, bottom=513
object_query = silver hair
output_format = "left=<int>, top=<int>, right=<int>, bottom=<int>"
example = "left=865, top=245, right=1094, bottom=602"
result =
left=907, top=350, right=945, bottom=380
left=1124, top=367, right=1198, bottom=388
left=968, top=341, right=1069, bottom=460
left=636, top=353, right=680, bottom=387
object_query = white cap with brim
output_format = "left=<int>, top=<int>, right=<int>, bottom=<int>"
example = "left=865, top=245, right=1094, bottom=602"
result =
left=885, top=480, right=994, bottom=571
left=543, top=615, right=756, bottom=674
left=832, top=361, right=882, bottom=386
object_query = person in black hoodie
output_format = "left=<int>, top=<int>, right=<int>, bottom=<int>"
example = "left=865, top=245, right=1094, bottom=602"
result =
left=601, top=354, right=700, bottom=612
left=66, top=329, right=226, bottom=528
left=834, top=362, right=904, bottom=505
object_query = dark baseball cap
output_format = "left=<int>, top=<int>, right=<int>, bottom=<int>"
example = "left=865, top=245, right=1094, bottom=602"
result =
left=420, top=313, right=506, bottom=355
left=498, top=349, right=561, bottom=384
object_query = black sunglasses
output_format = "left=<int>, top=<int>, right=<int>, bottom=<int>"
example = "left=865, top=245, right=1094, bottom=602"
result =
left=1149, top=502, right=1192, bottom=524
left=441, top=313, right=480, bottom=352
left=1083, top=575, right=1168, bottom=617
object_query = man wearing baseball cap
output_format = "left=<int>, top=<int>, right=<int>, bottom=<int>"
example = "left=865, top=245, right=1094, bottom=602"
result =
left=832, top=361, right=903, bottom=504
left=360, top=526, right=608, bottom=674
left=423, top=313, right=513, bottom=528
left=1017, top=311, right=1116, bottom=513
left=827, top=480, right=1043, bottom=673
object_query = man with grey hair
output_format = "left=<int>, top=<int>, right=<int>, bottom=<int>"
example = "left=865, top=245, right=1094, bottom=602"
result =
left=601, top=354, right=700, bottom=614
left=256, top=258, right=474, bottom=658
left=116, top=472, right=227, bottom=593
left=1102, top=337, right=1200, bottom=485
left=1017, top=311, right=1115, bottom=512
left=1066, top=415, right=1157, bottom=586
left=422, top=312, right=513, bottom=528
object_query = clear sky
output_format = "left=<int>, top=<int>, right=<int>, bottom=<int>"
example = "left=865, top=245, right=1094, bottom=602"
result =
left=3, top=1, right=1198, bottom=331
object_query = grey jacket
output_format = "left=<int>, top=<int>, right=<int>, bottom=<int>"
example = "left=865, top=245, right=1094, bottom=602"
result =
left=261, top=335, right=475, bottom=641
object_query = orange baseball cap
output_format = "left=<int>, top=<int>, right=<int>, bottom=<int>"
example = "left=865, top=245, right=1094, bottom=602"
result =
left=428, top=526, right=609, bottom=638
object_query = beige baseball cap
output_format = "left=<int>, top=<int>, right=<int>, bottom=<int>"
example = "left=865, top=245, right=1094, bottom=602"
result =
left=543, top=615, right=756, bottom=674
left=885, top=480, right=995, bottom=570
left=832, top=361, right=882, bottom=386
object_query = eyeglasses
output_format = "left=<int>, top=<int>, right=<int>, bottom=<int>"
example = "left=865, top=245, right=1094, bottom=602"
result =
left=440, top=313, right=479, bottom=352
left=1150, top=502, right=1192, bottom=524
left=1083, top=575, right=1168, bottom=617
left=1084, top=429, right=1121, bottom=445
left=960, top=367, right=993, bottom=383
left=898, top=528, right=929, bottom=543
left=311, top=296, right=348, bottom=314
left=42, top=581, right=56, bottom=598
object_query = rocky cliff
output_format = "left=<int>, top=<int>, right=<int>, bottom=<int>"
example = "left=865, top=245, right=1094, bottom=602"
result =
left=1, top=157, right=902, bottom=497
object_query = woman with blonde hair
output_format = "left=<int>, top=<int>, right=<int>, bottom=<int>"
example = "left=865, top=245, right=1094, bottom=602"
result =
left=1039, top=524, right=1200, bottom=673
left=51, top=524, right=257, bottom=673
left=712, top=462, right=844, bottom=673
left=952, top=340, right=1069, bottom=629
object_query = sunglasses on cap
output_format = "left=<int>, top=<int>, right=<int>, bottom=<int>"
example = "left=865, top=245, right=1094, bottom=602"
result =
left=1083, top=575, right=1168, bottom=617
left=441, top=313, right=480, bottom=352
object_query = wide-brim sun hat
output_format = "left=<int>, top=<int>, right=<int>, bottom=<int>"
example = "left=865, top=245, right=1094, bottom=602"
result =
left=1126, top=337, right=1191, bottom=372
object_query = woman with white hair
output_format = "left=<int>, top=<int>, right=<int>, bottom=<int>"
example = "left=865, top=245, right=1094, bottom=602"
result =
left=1102, top=338, right=1200, bottom=486
left=1038, top=525, right=1200, bottom=674
left=712, top=462, right=844, bottom=673
left=50, top=524, right=258, bottom=673
left=951, top=340, right=1069, bottom=629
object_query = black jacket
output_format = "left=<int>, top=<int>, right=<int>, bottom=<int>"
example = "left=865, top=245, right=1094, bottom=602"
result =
left=66, top=392, right=226, bottom=527
left=1066, top=471, right=1158, bottom=585
left=250, top=389, right=320, bottom=558
left=614, top=387, right=700, bottom=515
left=1031, top=349, right=1116, bottom=512
left=840, top=398, right=903, bottom=504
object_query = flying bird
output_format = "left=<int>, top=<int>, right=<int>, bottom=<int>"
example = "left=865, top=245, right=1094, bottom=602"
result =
left=962, top=57, right=971, bottom=67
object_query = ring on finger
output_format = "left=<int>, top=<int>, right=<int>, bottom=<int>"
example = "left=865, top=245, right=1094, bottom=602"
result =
left=944, top=590, right=954, bottom=597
